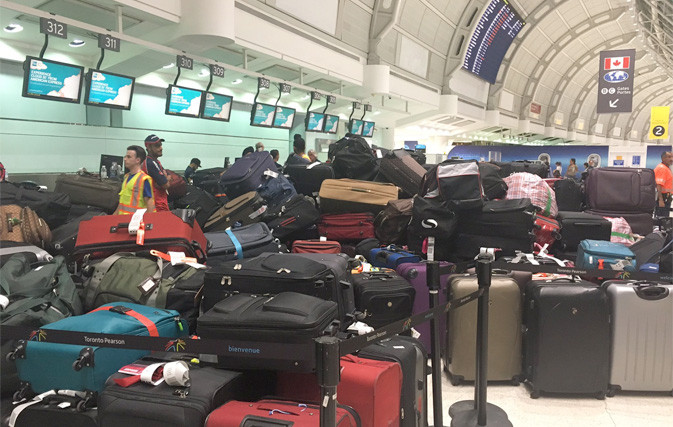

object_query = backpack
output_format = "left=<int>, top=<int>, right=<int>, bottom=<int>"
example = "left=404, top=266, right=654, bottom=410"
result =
left=330, top=135, right=378, bottom=181
left=374, top=199, right=413, bottom=245
left=420, top=160, right=484, bottom=211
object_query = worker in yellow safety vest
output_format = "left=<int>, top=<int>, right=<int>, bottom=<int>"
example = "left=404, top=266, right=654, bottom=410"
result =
left=114, top=145, right=156, bottom=215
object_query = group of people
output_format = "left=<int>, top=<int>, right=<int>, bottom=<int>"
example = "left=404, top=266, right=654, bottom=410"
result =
left=546, top=158, right=592, bottom=180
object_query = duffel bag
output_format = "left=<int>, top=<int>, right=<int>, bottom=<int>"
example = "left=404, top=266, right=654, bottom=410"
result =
left=374, top=199, right=413, bottom=245
left=504, top=172, right=558, bottom=218
left=370, top=245, right=422, bottom=269
left=0, top=182, right=71, bottom=229
left=55, top=173, right=120, bottom=214
left=166, top=169, right=187, bottom=202
left=329, top=134, right=379, bottom=181
left=257, top=172, right=297, bottom=209
left=0, top=205, right=52, bottom=248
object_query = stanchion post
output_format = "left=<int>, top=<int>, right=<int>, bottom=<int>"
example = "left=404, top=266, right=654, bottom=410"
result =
left=316, top=336, right=340, bottom=427
left=475, top=257, right=491, bottom=425
left=426, top=237, right=447, bottom=427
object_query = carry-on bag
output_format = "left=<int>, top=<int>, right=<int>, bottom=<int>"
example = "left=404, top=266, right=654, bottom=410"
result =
left=584, top=209, right=653, bottom=235
left=319, top=179, right=398, bottom=215
left=317, top=213, right=375, bottom=242
left=370, top=245, right=422, bottom=269
left=352, top=271, right=415, bottom=329
left=0, top=205, right=52, bottom=248
left=585, top=167, right=656, bottom=212
left=173, top=185, right=221, bottom=229
left=373, top=199, right=413, bottom=245
left=256, top=173, right=297, bottom=209
left=192, top=167, right=225, bottom=189
left=447, top=274, right=522, bottom=384
left=285, top=162, right=335, bottom=196
left=48, top=211, right=105, bottom=257
left=219, top=151, right=278, bottom=199
left=264, top=194, right=321, bottom=242
left=489, top=161, right=513, bottom=178
left=603, top=281, right=673, bottom=394
left=409, top=196, right=457, bottom=240
left=510, top=160, right=548, bottom=178
left=13, top=302, right=187, bottom=394
left=478, top=162, right=508, bottom=200
left=576, top=239, right=636, bottom=271
left=0, top=242, right=52, bottom=267
left=204, top=191, right=265, bottom=232
left=206, top=222, right=281, bottom=264
left=420, top=160, right=483, bottom=211
left=8, top=392, right=97, bottom=427
left=197, top=292, right=339, bottom=371
left=98, top=357, right=257, bottom=427
left=165, top=170, right=186, bottom=202
left=292, top=239, right=342, bottom=254
left=458, top=199, right=536, bottom=239
left=206, top=399, right=360, bottom=427
left=379, top=149, right=426, bottom=196
left=629, top=232, right=668, bottom=267
left=0, top=182, right=71, bottom=229
left=504, top=173, right=558, bottom=217
left=524, top=279, right=610, bottom=398
left=553, top=211, right=611, bottom=252
left=553, top=179, right=584, bottom=211
left=534, top=214, right=561, bottom=247
left=74, top=210, right=208, bottom=263
left=55, top=173, right=121, bottom=214
left=330, top=134, right=379, bottom=181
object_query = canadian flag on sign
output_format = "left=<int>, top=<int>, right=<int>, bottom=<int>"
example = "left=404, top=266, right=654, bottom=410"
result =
left=604, top=56, right=630, bottom=70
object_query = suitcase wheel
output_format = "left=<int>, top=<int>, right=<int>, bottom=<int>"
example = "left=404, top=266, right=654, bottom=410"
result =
left=6, top=341, right=26, bottom=362
left=529, top=390, right=541, bottom=399
left=73, top=347, right=95, bottom=371
left=606, top=385, right=619, bottom=398
left=449, top=373, right=464, bottom=386
left=595, top=391, right=606, bottom=400
left=510, top=376, right=521, bottom=387
left=13, top=383, right=31, bottom=402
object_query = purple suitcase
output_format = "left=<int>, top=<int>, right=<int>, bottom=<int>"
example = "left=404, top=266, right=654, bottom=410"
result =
left=396, top=262, right=452, bottom=354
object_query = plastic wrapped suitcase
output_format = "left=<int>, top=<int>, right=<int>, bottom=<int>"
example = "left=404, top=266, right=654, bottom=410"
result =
left=317, top=213, right=375, bottom=242
left=285, top=163, right=335, bottom=196
left=12, top=302, right=187, bottom=395
left=206, top=399, right=360, bottom=427
left=352, top=271, right=415, bottom=329
left=553, top=211, right=612, bottom=252
left=219, top=151, right=278, bottom=199
left=524, top=279, right=610, bottom=399
left=55, top=174, right=121, bottom=214
left=584, top=209, right=654, bottom=235
left=379, top=149, right=426, bottom=196
left=447, top=274, right=522, bottom=384
left=8, top=392, right=97, bottom=427
left=197, top=292, right=339, bottom=371
left=204, top=191, right=265, bottom=232
left=318, top=179, right=398, bottom=215
left=205, top=222, right=281, bottom=265
left=603, top=281, right=673, bottom=395
left=173, top=185, right=221, bottom=229
left=585, top=167, right=656, bottom=213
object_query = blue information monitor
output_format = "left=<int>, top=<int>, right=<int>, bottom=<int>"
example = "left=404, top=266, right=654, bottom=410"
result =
left=201, top=92, right=233, bottom=122
left=362, top=121, right=375, bottom=138
left=22, top=56, right=84, bottom=104
left=462, top=0, right=525, bottom=84
left=165, top=85, right=203, bottom=118
left=350, top=119, right=364, bottom=135
left=85, top=69, right=135, bottom=110
left=273, top=106, right=296, bottom=129
left=324, top=114, right=339, bottom=134
left=251, top=103, right=276, bottom=127
left=306, top=112, right=325, bottom=132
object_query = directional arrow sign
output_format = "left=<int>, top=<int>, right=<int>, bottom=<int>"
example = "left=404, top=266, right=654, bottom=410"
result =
left=597, top=49, right=635, bottom=114
left=609, top=99, right=619, bottom=108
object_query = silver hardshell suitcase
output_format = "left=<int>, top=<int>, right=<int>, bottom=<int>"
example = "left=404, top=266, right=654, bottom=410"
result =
left=604, top=281, right=673, bottom=396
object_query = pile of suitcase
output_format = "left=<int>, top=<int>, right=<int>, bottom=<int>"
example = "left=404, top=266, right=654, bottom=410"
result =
left=1, top=134, right=672, bottom=426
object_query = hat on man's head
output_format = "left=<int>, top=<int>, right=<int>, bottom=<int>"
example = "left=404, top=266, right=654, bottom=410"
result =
left=190, top=158, right=201, bottom=167
left=144, top=134, right=164, bottom=145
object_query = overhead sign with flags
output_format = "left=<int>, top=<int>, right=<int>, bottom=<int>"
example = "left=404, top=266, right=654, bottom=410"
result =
left=649, top=106, right=670, bottom=140
left=597, top=49, right=635, bottom=114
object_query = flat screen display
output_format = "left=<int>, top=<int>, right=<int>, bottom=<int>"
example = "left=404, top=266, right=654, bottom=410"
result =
left=22, top=56, right=84, bottom=104
left=323, top=114, right=339, bottom=134
left=165, top=85, right=203, bottom=118
left=273, top=106, right=296, bottom=129
left=362, top=121, right=375, bottom=138
left=85, top=69, right=135, bottom=110
left=250, top=102, right=276, bottom=127
left=462, top=0, right=525, bottom=84
left=306, top=112, right=325, bottom=132
left=349, top=119, right=364, bottom=135
left=201, top=91, right=233, bottom=122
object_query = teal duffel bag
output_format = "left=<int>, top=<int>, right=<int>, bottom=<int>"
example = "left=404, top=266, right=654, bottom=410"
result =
left=576, top=239, right=636, bottom=271
left=12, top=302, right=187, bottom=396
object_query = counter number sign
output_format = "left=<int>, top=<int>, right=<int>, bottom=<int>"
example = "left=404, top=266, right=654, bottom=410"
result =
left=280, top=83, right=292, bottom=94
left=328, top=95, right=336, bottom=104
left=210, top=64, right=225, bottom=78
left=177, top=55, right=193, bottom=70
left=98, top=34, right=120, bottom=52
left=258, top=77, right=270, bottom=89
left=40, top=18, right=67, bottom=39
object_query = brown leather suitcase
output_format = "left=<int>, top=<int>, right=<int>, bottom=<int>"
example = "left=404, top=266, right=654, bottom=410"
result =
left=318, top=179, right=398, bottom=214
left=379, top=149, right=426, bottom=196
left=204, top=191, right=265, bottom=232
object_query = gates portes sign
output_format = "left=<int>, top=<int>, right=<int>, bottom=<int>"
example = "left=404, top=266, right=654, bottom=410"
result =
left=597, top=49, right=635, bottom=114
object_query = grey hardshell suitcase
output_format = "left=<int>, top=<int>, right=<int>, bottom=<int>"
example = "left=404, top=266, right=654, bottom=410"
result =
left=447, top=274, right=522, bottom=384
left=604, top=281, right=673, bottom=395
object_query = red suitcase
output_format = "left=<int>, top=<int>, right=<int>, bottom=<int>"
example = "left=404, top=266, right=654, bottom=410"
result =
left=74, top=210, right=208, bottom=262
left=276, top=355, right=402, bottom=427
left=292, top=239, right=342, bottom=254
left=534, top=214, right=561, bottom=247
left=317, top=214, right=375, bottom=242
left=205, top=399, right=360, bottom=427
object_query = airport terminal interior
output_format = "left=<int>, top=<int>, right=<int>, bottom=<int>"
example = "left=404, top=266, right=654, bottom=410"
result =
left=0, top=0, right=672, bottom=426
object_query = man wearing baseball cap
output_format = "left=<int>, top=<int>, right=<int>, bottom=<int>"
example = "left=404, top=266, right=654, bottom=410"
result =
left=141, top=134, right=171, bottom=211
left=184, top=157, right=201, bottom=183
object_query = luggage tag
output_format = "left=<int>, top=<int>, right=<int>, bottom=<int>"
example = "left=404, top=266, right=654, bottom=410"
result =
left=263, top=169, right=279, bottom=179
left=137, top=276, right=159, bottom=297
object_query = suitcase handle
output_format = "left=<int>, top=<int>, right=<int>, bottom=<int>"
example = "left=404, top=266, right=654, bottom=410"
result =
left=110, top=223, right=153, bottom=233
left=574, top=222, right=603, bottom=227
left=634, top=284, right=669, bottom=300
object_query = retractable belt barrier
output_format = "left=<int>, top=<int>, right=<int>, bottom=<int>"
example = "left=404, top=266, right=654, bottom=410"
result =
left=491, top=261, right=673, bottom=282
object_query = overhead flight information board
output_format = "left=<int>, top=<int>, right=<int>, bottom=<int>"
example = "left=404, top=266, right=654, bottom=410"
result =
left=463, top=0, right=525, bottom=84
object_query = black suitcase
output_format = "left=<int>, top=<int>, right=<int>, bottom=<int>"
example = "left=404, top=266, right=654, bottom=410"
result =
left=204, top=191, right=265, bottom=232
left=626, top=232, right=667, bottom=267
left=98, top=356, right=263, bottom=427
left=48, top=211, right=105, bottom=258
left=285, top=163, right=335, bottom=196
left=358, top=336, right=428, bottom=427
left=379, top=149, right=427, bottom=196
left=553, top=211, right=612, bottom=252
left=553, top=179, right=584, bottom=212
left=67, top=204, right=107, bottom=222
left=510, top=160, right=548, bottom=178
left=192, top=167, right=226, bottom=189
left=197, top=292, right=339, bottom=371
left=489, top=161, right=514, bottom=178
left=264, top=195, right=320, bottom=241
left=524, top=279, right=610, bottom=399
left=584, top=209, right=654, bottom=235
left=352, top=271, right=415, bottom=329
left=8, top=393, right=97, bottom=427
left=458, top=199, right=536, bottom=239
left=174, top=185, right=221, bottom=229
left=202, top=253, right=352, bottom=328
left=205, top=222, right=283, bottom=266
left=0, top=182, right=71, bottom=229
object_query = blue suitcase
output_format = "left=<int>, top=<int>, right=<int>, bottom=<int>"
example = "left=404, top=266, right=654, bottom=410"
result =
left=13, top=303, right=187, bottom=395
left=370, top=245, right=422, bottom=269
left=576, top=239, right=636, bottom=271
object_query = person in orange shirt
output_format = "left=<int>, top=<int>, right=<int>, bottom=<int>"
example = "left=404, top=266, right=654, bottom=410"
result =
left=654, top=151, right=673, bottom=218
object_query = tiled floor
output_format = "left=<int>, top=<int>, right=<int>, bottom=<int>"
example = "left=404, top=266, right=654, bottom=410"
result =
left=428, top=372, right=673, bottom=427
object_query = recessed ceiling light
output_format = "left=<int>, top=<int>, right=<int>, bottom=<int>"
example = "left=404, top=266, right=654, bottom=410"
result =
left=374, top=111, right=381, bottom=115
left=198, top=68, right=210, bottom=77
left=4, top=24, right=23, bottom=33
left=302, top=95, right=310, bottom=100
left=231, top=79, right=242, bottom=84
left=163, top=63, right=175, bottom=69
left=69, top=39, right=85, bottom=47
